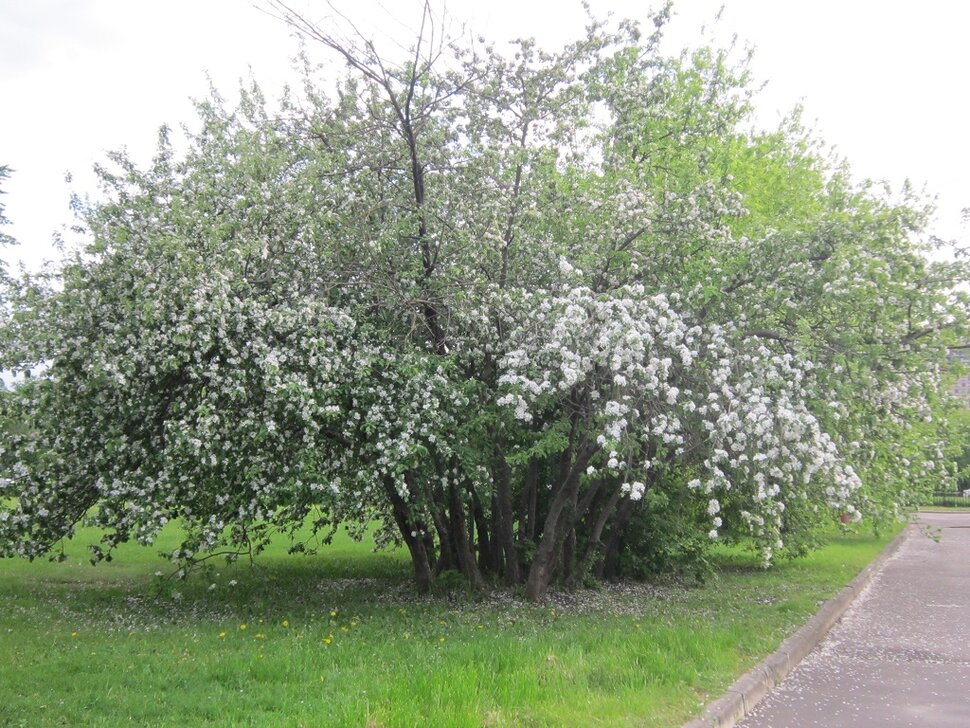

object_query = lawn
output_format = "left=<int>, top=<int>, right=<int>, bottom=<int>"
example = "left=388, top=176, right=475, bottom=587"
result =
left=0, top=521, right=899, bottom=727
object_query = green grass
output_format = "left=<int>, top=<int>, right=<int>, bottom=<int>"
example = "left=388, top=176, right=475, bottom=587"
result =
left=0, top=523, right=900, bottom=727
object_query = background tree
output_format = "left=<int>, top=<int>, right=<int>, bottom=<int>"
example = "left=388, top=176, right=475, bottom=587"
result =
left=0, top=164, right=17, bottom=390
left=0, top=165, right=15, bottom=238
left=1, top=6, right=966, bottom=598
left=0, top=165, right=15, bottom=286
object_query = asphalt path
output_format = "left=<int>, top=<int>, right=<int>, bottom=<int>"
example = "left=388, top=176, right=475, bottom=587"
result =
left=739, top=511, right=970, bottom=727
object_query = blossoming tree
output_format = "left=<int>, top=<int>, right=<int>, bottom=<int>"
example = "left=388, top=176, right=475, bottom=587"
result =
left=1, top=5, right=966, bottom=599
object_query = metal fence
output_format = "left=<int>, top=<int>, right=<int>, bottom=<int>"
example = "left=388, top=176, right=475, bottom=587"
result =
left=929, top=490, right=970, bottom=507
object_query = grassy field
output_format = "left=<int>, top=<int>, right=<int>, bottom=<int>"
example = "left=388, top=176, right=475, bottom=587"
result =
left=0, top=522, right=899, bottom=727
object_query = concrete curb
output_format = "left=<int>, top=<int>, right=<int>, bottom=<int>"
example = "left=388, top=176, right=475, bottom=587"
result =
left=682, top=524, right=914, bottom=728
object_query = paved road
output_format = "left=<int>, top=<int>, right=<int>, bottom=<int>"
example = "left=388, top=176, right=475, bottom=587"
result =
left=740, top=512, right=970, bottom=727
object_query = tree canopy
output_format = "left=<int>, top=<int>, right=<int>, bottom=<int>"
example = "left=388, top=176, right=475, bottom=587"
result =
left=1, top=5, right=967, bottom=599
left=0, top=164, right=15, bottom=271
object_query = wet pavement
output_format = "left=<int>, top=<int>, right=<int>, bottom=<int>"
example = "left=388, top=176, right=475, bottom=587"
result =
left=739, top=511, right=970, bottom=727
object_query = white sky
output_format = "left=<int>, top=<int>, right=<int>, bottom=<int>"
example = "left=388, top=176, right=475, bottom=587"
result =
left=1, top=0, right=968, bottom=272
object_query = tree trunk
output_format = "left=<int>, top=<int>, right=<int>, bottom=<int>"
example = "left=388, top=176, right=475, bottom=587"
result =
left=414, top=472, right=455, bottom=573
left=493, top=453, right=520, bottom=584
left=448, top=483, right=488, bottom=591
left=524, top=442, right=595, bottom=601
left=562, top=526, right=578, bottom=588
left=469, top=487, right=494, bottom=574
left=382, top=476, right=433, bottom=593
left=579, top=487, right=623, bottom=576
left=519, top=458, right=539, bottom=543
left=597, top=497, right=638, bottom=580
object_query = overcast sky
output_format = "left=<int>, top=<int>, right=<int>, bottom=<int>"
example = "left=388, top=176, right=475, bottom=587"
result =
left=1, top=0, right=968, bottom=271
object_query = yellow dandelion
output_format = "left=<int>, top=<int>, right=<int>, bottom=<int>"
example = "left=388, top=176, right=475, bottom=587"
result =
left=439, top=636, right=446, bottom=643
left=70, top=631, right=78, bottom=638
left=330, top=610, right=338, bottom=618
left=340, top=625, right=349, bottom=633
left=218, top=632, right=227, bottom=639
left=350, top=620, right=358, bottom=628
left=239, top=624, right=248, bottom=631
left=322, top=634, right=333, bottom=645
left=255, top=633, right=266, bottom=639
left=282, top=620, right=289, bottom=628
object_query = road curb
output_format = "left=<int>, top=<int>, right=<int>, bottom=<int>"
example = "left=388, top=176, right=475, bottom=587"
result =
left=682, top=524, right=914, bottom=728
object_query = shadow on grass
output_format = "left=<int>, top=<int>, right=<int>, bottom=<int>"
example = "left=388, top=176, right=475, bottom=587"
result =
left=0, top=521, right=416, bottom=626
left=0, top=523, right=900, bottom=631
